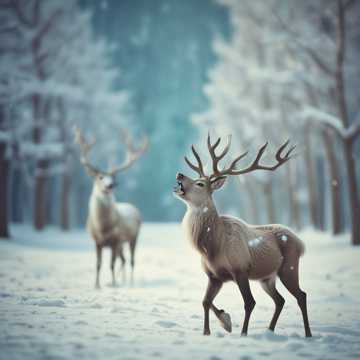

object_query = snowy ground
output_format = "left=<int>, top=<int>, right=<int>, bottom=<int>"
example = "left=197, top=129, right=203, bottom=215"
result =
left=0, top=223, right=360, bottom=360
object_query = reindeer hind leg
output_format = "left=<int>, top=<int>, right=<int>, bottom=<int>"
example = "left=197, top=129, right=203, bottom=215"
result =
left=110, top=244, right=117, bottom=286
left=118, top=245, right=126, bottom=284
left=129, top=237, right=137, bottom=285
left=260, top=276, right=285, bottom=332
left=279, top=253, right=312, bottom=337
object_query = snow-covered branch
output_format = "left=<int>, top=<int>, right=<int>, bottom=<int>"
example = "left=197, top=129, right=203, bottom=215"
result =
left=301, top=106, right=360, bottom=142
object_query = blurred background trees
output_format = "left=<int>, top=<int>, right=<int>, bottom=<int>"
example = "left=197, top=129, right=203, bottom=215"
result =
left=193, top=0, right=360, bottom=245
left=0, top=0, right=359, bottom=245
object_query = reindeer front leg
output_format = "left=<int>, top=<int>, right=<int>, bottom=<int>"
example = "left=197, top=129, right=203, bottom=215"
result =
left=210, top=305, right=232, bottom=333
left=95, top=244, right=102, bottom=289
left=202, top=276, right=223, bottom=335
left=235, top=272, right=256, bottom=336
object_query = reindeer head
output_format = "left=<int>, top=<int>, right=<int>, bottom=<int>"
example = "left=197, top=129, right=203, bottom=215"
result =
left=174, top=133, right=295, bottom=208
left=74, top=127, right=148, bottom=196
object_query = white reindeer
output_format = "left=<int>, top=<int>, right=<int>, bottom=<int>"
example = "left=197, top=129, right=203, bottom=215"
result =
left=174, top=134, right=312, bottom=337
left=74, top=127, right=148, bottom=288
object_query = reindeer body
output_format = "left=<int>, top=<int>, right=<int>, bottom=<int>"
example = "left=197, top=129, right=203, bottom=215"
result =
left=87, top=185, right=141, bottom=287
left=183, top=203, right=305, bottom=282
left=87, top=188, right=141, bottom=248
left=175, top=134, right=312, bottom=337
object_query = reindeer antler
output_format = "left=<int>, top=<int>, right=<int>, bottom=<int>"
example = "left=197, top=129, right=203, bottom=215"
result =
left=211, top=139, right=295, bottom=178
left=74, top=126, right=101, bottom=176
left=184, top=145, right=206, bottom=177
left=109, top=129, right=149, bottom=175
left=184, top=133, right=295, bottom=179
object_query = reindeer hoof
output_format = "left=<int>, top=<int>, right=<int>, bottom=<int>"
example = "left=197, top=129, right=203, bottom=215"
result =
left=218, top=311, right=232, bottom=333
left=203, top=329, right=211, bottom=336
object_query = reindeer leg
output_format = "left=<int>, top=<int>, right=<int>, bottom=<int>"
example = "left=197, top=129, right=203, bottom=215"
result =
left=202, top=276, right=223, bottom=335
left=118, top=245, right=126, bottom=284
left=211, top=304, right=232, bottom=333
left=279, top=256, right=312, bottom=337
left=260, top=276, right=285, bottom=332
left=110, top=244, right=117, bottom=287
left=129, top=239, right=137, bottom=285
left=235, top=272, right=256, bottom=336
left=95, top=244, right=102, bottom=289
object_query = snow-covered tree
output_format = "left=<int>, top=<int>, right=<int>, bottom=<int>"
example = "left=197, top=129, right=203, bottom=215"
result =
left=0, top=0, right=130, bottom=234
left=192, top=0, right=360, bottom=244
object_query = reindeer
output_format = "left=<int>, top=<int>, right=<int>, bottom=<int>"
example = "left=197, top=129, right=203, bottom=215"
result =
left=174, top=134, right=312, bottom=337
left=74, top=127, right=148, bottom=288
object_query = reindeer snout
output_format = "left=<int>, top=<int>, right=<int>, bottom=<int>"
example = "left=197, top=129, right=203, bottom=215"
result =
left=176, top=173, right=184, bottom=181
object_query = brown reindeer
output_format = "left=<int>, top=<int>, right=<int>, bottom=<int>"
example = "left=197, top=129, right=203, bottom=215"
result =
left=74, top=127, right=148, bottom=288
left=174, top=134, right=312, bottom=337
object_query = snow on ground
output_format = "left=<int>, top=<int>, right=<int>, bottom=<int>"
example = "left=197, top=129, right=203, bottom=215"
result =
left=0, top=223, right=360, bottom=360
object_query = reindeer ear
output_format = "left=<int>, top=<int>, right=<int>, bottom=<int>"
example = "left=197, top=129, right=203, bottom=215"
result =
left=210, top=175, right=227, bottom=191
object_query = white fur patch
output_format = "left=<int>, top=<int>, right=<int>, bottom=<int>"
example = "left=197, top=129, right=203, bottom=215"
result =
left=249, top=236, right=263, bottom=247
left=102, top=176, right=113, bottom=187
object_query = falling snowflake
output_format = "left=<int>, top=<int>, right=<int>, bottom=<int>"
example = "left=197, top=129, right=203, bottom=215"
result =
left=207, top=227, right=210, bottom=233
left=203, top=207, right=209, bottom=213
left=281, top=235, right=288, bottom=242
left=290, top=266, right=294, bottom=270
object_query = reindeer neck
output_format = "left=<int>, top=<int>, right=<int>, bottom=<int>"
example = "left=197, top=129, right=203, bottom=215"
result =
left=89, top=185, right=118, bottom=229
left=183, top=199, right=223, bottom=258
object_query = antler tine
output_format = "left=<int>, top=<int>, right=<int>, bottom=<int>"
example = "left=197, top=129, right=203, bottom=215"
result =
left=276, top=139, right=296, bottom=162
left=184, top=145, right=205, bottom=177
left=73, top=126, right=100, bottom=175
left=207, top=133, right=232, bottom=174
left=214, top=139, right=295, bottom=177
left=119, top=128, right=137, bottom=152
left=226, top=150, right=249, bottom=172
left=207, top=132, right=221, bottom=152
left=110, top=130, right=149, bottom=175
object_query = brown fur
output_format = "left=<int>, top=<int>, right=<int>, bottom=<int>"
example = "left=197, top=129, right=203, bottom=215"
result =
left=175, top=172, right=312, bottom=337
left=175, top=135, right=311, bottom=337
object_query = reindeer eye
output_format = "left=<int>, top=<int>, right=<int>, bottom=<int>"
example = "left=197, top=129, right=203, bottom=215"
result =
left=196, top=182, right=205, bottom=187
left=99, top=175, right=103, bottom=180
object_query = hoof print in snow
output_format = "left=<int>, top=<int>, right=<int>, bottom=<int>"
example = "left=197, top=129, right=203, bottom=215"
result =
left=155, top=320, right=178, bottom=328
left=89, top=303, right=102, bottom=309
left=209, top=356, right=223, bottom=360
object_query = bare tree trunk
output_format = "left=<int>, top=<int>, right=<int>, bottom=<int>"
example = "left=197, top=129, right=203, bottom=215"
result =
left=285, top=162, right=301, bottom=230
left=0, top=142, right=10, bottom=238
left=58, top=97, right=71, bottom=231
left=343, top=142, right=360, bottom=244
left=317, top=158, right=326, bottom=231
left=335, top=0, right=360, bottom=245
left=322, top=128, right=342, bottom=234
left=33, top=160, right=47, bottom=230
left=60, top=170, right=71, bottom=230
left=303, top=124, right=319, bottom=228
left=264, top=180, right=276, bottom=224
left=32, top=94, right=48, bottom=231
left=243, top=179, right=260, bottom=224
